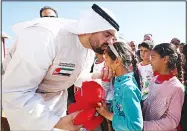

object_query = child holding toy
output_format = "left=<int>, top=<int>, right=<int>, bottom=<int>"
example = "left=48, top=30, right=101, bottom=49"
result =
left=96, top=41, right=143, bottom=131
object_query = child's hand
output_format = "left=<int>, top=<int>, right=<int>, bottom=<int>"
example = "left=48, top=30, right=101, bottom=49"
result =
left=96, top=101, right=113, bottom=120
left=96, top=101, right=107, bottom=116
left=96, top=101, right=108, bottom=115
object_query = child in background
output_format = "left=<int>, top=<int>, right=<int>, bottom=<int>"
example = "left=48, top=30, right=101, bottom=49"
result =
left=143, top=34, right=153, bottom=42
left=129, top=41, right=136, bottom=56
left=138, top=40, right=154, bottom=100
left=96, top=41, right=143, bottom=131
left=143, top=43, right=185, bottom=131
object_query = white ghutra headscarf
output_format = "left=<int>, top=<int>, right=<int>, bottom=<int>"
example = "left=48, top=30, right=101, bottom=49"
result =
left=12, top=4, right=120, bottom=36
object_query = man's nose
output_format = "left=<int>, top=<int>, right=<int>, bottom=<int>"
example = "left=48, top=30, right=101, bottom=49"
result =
left=107, top=37, right=115, bottom=45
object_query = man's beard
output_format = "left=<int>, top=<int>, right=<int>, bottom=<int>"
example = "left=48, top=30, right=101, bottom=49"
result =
left=91, top=43, right=108, bottom=55
left=92, top=46, right=105, bottom=54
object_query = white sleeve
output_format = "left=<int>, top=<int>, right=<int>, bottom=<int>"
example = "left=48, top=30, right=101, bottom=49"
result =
left=2, top=27, right=60, bottom=130
left=74, top=51, right=95, bottom=87
left=74, top=72, right=93, bottom=87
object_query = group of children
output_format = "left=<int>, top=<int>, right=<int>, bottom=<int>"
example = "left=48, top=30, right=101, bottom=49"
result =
left=77, top=37, right=187, bottom=131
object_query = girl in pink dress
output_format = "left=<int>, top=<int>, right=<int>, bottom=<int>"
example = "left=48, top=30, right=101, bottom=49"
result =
left=143, top=43, right=185, bottom=131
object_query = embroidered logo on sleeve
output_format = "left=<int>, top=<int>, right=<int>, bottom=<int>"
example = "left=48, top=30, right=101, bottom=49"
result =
left=58, top=62, right=75, bottom=68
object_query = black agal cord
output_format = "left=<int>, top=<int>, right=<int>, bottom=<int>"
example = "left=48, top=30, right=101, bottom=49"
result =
left=92, top=4, right=120, bottom=31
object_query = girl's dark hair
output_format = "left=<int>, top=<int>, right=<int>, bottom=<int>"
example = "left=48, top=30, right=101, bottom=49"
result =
left=153, top=43, right=183, bottom=81
left=136, top=44, right=143, bottom=63
left=105, top=42, right=141, bottom=90
left=136, top=50, right=142, bottom=63
left=176, top=52, right=183, bottom=82
left=139, top=40, right=154, bottom=50
left=183, top=44, right=187, bottom=86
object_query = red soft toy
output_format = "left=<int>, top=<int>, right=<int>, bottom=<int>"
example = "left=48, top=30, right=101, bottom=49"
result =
left=68, top=81, right=105, bottom=130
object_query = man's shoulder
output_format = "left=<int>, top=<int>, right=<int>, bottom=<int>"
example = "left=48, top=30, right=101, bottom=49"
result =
left=12, top=18, right=71, bottom=37
left=33, top=19, right=66, bottom=37
left=30, top=19, right=77, bottom=42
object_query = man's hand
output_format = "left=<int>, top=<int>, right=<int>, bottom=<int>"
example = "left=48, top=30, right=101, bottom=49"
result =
left=54, top=111, right=83, bottom=131
left=101, top=67, right=115, bottom=80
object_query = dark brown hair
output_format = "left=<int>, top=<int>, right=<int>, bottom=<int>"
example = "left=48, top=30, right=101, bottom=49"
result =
left=105, top=42, right=141, bottom=90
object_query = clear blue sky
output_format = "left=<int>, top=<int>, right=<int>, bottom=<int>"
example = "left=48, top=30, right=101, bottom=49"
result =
left=2, top=1, right=186, bottom=48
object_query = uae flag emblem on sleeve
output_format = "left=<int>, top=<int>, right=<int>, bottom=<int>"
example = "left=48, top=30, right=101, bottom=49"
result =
left=53, top=67, right=74, bottom=76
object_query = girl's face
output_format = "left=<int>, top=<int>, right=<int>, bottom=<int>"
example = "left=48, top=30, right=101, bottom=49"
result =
left=151, top=51, right=166, bottom=72
left=103, top=53, right=119, bottom=72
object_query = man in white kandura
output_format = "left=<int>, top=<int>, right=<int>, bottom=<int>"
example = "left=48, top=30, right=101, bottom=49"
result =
left=2, top=4, right=120, bottom=131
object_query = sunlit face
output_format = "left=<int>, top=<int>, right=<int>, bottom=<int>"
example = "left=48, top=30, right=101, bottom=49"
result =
left=144, top=35, right=151, bottom=41
left=89, top=30, right=116, bottom=54
left=171, top=39, right=180, bottom=49
left=41, top=9, right=57, bottom=17
left=103, top=52, right=118, bottom=72
left=151, top=51, right=165, bottom=72
left=140, top=47, right=151, bottom=61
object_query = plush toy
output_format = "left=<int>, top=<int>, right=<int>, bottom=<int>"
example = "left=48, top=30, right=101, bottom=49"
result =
left=68, top=81, right=105, bottom=130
